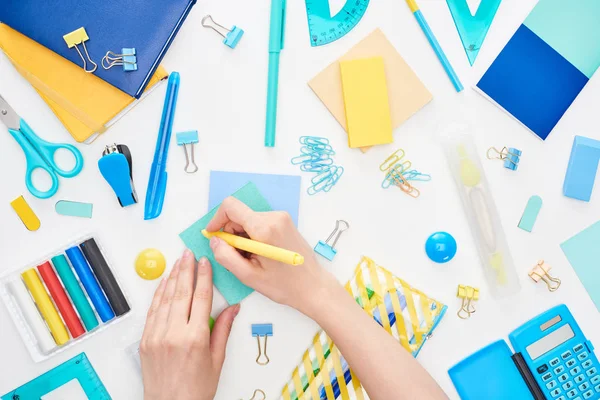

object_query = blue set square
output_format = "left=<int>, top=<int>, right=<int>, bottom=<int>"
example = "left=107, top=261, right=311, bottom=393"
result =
left=477, top=25, right=589, bottom=140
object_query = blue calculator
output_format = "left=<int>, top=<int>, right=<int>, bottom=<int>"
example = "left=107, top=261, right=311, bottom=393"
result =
left=510, top=304, right=599, bottom=400
left=449, top=304, right=599, bottom=400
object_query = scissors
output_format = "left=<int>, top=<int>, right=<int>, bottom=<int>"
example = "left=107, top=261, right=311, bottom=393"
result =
left=0, top=94, right=84, bottom=199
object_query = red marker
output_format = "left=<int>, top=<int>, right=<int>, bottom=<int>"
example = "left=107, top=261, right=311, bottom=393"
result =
left=38, top=261, right=85, bottom=338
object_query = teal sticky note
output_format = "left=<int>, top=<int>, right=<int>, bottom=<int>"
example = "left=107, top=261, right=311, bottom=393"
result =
left=518, top=195, right=542, bottom=232
left=524, top=0, right=600, bottom=78
left=561, top=221, right=600, bottom=311
left=179, top=182, right=272, bottom=304
left=55, top=200, right=93, bottom=218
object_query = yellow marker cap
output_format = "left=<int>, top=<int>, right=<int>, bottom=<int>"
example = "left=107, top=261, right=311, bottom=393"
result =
left=135, top=248, right=166, bottom=280
left=21, top=269, right=69, bottom=345
left=11, top=196, right=41, bottom=231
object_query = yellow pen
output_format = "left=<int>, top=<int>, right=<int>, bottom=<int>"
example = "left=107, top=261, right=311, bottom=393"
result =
left=202, top=230, right=304, bottom=266
left=21, top=268, right=70, bottom=345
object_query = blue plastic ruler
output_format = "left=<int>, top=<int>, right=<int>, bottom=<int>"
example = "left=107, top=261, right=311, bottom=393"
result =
left=446, top=0, right=502, bottom=65
left=1, top=353, right=111, bottom=400
left=305, top=0, right=370, bottom=46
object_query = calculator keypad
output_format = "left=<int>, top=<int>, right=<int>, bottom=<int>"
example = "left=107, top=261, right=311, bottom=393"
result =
left=537, top=343, right=599, bottom=400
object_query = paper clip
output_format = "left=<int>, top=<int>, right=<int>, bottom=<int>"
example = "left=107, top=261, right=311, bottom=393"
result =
left=457, top=285, right=479, bottom=319
left=314, top=220, right=349, bottom=261
left=386, top=165, right=420, bottom=198
left=202, top=15, right=244, bottom=49
left=529, top=260, right=561, bottom=292
left=241, top=389, right=266, bottom=400
left=63, top=27, right=97, bottom=73
left=292, top=136, right=343, bottom=194
left=102, top=48, right=137, bottom=71
left=380, top=149, right=406, bottom=172
left=251, top=324, right=272, bottom=365
left=176, top=131, right=199, bottom=173
left=486, top=146, right=522, bottom=170
left=380, top=149, right=427, bottom=198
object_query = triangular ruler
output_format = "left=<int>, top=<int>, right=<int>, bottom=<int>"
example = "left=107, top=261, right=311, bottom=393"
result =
left=305, top=0, right=369, bottom=46
left=446, top=0, right=502, bottom=65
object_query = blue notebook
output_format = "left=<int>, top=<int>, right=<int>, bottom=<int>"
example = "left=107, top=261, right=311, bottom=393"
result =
left=0, top=0, right=196, bottom=98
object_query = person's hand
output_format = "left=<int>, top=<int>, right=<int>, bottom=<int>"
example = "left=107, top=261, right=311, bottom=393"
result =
left=205, top=197, right=339, bottom=318
left=140, top=250, right=240, bottom=400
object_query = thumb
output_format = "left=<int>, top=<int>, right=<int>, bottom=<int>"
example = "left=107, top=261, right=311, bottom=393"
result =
left=210, top=304, right=240, bottom=368
left=210, top=237, right=259, bottom=286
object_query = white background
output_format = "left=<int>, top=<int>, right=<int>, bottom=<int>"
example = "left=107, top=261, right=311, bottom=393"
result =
left=1, top=0, right=599, bottom=398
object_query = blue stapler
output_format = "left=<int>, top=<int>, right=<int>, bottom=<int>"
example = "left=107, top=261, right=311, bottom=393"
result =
left=98, top=144, right=137, bottom=207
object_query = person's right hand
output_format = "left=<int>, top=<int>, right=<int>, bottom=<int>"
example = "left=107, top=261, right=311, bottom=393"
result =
left=205, top=197, right=338, bottom=318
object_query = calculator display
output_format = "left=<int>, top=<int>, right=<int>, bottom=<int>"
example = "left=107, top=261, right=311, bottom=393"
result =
left=526, top=324, right=575, bottom=360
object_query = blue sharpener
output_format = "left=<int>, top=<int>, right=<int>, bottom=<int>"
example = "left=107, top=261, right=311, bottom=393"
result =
left=224, top=27, right=244, bottom=49
left=252, top=324, right=273, bottom=337
left=504, top=148, right=521, bottom=171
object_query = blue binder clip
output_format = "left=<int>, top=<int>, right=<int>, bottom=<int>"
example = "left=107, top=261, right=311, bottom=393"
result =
left=314, top=220, right=350, bottom=261
left=102, top=48, right=137, bottom=71
left=98, top=144, right=137, bottom=207
left=176, top=131, right=199, bottom=173
left=487, top=146, right=522, bottom=171
left=251, top=324, right=273, bottom=365
left=202, top=15, right=244, bottom=49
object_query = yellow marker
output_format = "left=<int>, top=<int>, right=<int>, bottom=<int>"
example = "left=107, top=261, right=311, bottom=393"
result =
left=21, top=269, right=69, bottom=345
left=202, top=230, right=304, bottom=266
left=11, top=196, right=41, bottom=231
left=405, top=0, right=419, bottom=12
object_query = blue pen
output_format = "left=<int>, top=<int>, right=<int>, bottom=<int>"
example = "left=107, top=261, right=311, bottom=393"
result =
left=144, top=72, right=180, bottom=220
left=264, top=0, right=286, bottom=147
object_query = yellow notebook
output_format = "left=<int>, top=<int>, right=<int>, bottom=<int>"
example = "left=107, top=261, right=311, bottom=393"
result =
left=340, top=57, right=393, bottom=148
left=0, top=24, right=167, bottom=143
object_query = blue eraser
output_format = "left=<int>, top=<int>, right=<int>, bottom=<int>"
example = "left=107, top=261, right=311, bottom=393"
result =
left=224, top=26, right=244, bottom=49
left=314, top=241, right=337, bottom=261
left=563, top=136, right=600, bottom=202
left=122, top=48, right=137, bottom=71
left=176, top=130, right=199, bottom=145
left=252, top=323, right=273, bottom=337
left=504, top=148, right=521, bottom=171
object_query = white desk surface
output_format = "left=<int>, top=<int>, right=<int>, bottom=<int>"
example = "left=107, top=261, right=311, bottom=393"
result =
left=1, top=0, right=599, bottom=398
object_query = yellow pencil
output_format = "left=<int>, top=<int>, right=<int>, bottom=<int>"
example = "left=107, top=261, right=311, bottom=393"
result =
left=21, top=268, right=70, bottom=345
left=202, top=230, right=304, bottom=266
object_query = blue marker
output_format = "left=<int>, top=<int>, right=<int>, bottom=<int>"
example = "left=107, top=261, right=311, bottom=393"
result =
left=66, top=246, right=115, bottom=323
left=264, top=0, right=286, bottom=147
left=145, top=72, right=180, bottom=220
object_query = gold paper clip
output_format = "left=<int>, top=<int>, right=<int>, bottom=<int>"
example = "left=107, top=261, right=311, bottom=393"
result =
left=380, top=149, right=408, bottom=172
left=529, top=260, right=561, bottom=292
left=457, top=285, right=479, bottom=319
left=63, top=27, right=97, bottom=73
left=389, top=165, right=420, bottom=198
left=240, top=389, right=266, bottom=400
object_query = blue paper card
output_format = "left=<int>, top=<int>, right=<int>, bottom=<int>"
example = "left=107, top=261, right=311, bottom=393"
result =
left=209, top=171, right=301, bottom=226
left=477, top=25, right=589, bottom=140
left=179, top=182, right=272, bottom=304
left=561, top=221, right=600, bottom=311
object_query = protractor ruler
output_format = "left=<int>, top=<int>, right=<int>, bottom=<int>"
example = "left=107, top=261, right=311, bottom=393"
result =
left=305, top=0, right=370, bottom=47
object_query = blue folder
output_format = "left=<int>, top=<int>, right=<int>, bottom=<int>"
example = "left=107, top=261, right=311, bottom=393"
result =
left=0, top=0, right=196, bottom=98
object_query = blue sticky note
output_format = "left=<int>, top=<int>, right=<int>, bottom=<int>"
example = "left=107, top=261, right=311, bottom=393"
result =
left=563, top=136, right=600, bottom=202
left=524, top=0, right=600, bottom=79
left=477, top=25, right=589, bottom=140
left=209, top=171, right=301, bottom=226
left=561, top=221, right=600, bottom=311
left=179, top=182, right=272, bottom=304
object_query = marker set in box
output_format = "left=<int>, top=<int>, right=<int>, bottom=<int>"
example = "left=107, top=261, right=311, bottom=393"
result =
left=0, top=236, right=131, bottom=362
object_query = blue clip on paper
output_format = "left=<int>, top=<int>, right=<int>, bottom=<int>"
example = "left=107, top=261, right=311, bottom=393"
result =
left=176, top=131, right=199, bottom=173
left=486, top=146, right=522, bottom=171
left=201, top=15, right=244, bottom=49
left=314, top=220, right=349, bottom=261
left=101, top=48, right=137, bottom=71
left=252, top=324, right=273, bottom=365
left=98, top=144, right=137, bottom=207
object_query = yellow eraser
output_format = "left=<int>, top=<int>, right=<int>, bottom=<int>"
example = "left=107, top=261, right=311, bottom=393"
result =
left=340, top=57, right=393, bottom=148
left=21, top=269, right=69, bottom=346
left=11, top=196, right=40, bottom=231
left=63, top=27, right=89, bottom=48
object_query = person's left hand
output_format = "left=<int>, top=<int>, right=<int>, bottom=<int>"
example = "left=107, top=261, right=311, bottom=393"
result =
left=140, top=249, right=240, bottom=400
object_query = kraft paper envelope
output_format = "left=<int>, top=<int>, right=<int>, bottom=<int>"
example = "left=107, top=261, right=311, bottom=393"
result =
left=309, top=28, right=432, bottom=152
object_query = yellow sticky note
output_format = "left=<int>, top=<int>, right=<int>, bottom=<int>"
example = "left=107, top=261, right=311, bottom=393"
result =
left=340, top=57, right=393, bottom=148
left=11, top=196, right=40, bottom=231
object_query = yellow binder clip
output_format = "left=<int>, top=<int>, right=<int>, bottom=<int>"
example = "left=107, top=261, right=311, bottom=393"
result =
left=457, top=285, right=479, bottom=319
left=529, top=260, right=561, bottom=292
left=63, top=27, right=97, bottom=73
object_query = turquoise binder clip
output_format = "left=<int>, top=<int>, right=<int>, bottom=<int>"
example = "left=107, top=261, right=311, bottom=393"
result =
left=176, top=130, right=199, bottom=173
left=201, top=15, right=244, bottom=49
left=98, top=144, right=137, bottom=207
left=446, top=0, right=502, bottom=65
left=314, top=220, right=349, bottom=261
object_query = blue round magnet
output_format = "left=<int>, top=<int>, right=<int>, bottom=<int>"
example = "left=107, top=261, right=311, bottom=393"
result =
left=425, top=232, right=457, bottom=263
